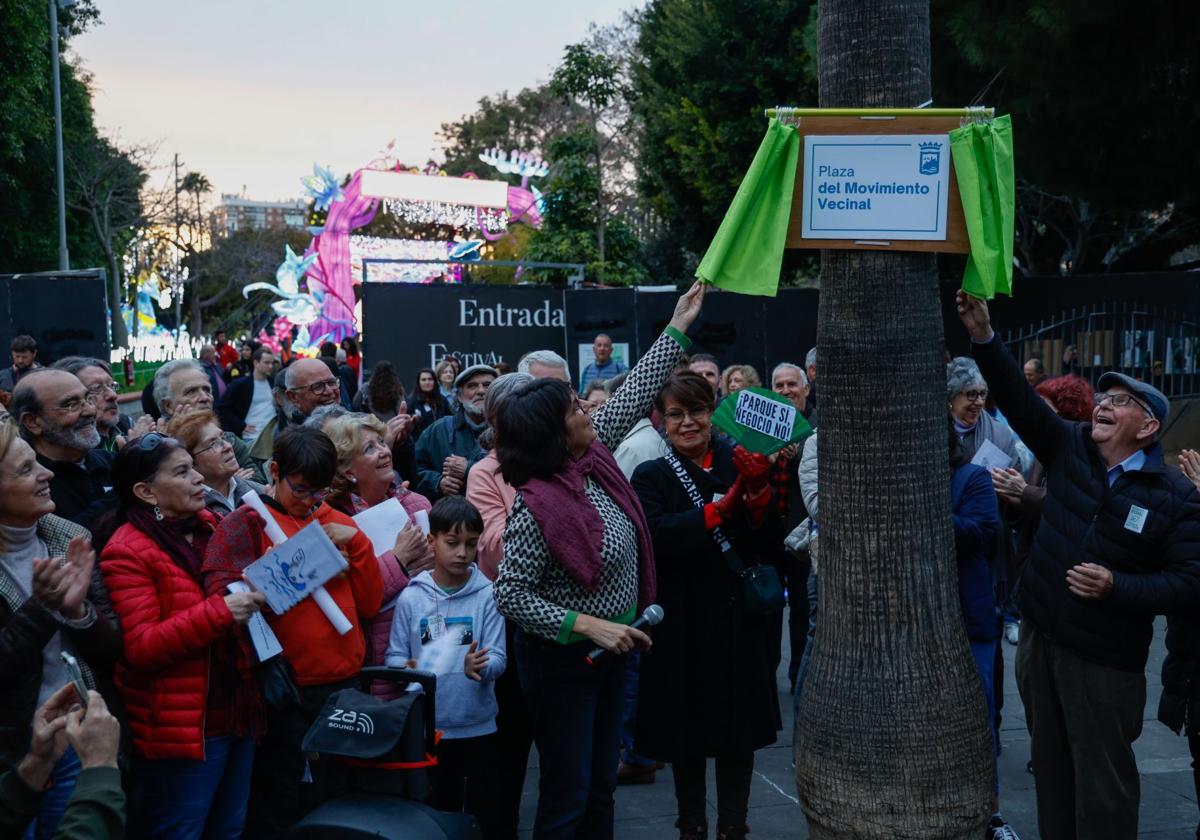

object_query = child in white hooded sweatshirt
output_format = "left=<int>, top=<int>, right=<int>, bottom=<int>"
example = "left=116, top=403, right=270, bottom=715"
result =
left=387, top=495, right=505, bottom=837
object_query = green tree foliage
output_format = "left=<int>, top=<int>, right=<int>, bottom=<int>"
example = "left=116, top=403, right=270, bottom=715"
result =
left=525, top=128, right=647, bottom=285
left=437, top=26, right=648, bottom=285
left=631, top=0, right=819, bottom=275
left=0, top=0, right=133, bottom=273
left=438, top=88, right=579, bottom=180
left=547, top=42, right=629, bottom=277
left=930, top=0, right=1200, bottom=274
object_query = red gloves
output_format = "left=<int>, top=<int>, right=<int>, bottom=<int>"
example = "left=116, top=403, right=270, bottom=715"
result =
left=732, top=445, right=771, bottom=497
left=711, top=476, right=745, bottom=523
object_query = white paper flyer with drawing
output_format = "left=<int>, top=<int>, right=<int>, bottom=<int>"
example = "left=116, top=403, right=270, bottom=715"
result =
left=242, top=521, right=349, bottom=615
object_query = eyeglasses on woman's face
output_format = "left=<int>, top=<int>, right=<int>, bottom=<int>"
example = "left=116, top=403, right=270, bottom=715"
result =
left=193, top=435, right=231, bottom=457
left=283, top=474, right=331, bottom=501
left=663, top=406, right=712, bottom=424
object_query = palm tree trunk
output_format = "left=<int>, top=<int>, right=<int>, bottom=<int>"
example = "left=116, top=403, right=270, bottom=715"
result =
left=794, top=1, right=995, bottom=837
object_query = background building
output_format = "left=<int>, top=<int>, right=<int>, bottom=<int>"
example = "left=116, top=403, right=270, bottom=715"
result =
left=214, top=194, right=308, bottom=234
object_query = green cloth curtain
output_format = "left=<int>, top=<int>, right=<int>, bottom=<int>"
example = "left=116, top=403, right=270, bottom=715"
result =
left=949, top=114, right=1015, bottom=299
left=696, top=119, right=799, bottom=298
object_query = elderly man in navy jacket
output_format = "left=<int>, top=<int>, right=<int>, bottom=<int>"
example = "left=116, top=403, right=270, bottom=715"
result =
left=956, top=290, right=1200, bottom=840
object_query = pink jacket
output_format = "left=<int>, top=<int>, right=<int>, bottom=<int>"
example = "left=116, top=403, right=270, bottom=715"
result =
left=466, top=451, right=517, bottom=580
left=366, top=489, right=433, bottom=666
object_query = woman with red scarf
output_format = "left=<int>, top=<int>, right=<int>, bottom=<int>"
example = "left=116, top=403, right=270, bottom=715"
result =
left=98, top=433, right=266, bottom=839
left=493, top=282, right=704, bottom=839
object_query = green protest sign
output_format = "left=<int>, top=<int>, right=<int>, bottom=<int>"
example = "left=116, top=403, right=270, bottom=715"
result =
left=711, top=387, right=812, bottom=455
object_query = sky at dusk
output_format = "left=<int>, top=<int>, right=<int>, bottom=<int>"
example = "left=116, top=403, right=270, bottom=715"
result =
left=73, top=0, right=639, bottom=201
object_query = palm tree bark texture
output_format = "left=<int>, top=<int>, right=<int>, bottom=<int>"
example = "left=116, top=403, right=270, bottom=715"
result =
left=793, top=1, right=995, bottom=838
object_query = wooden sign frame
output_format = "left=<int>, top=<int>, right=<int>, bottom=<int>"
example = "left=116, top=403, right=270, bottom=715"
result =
left=785, top=116, right=969, bottom=254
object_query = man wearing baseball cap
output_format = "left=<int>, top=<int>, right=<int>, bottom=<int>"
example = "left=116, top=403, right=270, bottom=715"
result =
left=413, top=363, right=498, bottom=500
left=956, top=291, right=1200, bottom=840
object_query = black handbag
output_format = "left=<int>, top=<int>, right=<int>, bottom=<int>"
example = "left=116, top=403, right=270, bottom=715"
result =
left=257, top=655, right=302, bottom=710
left=663, top=451, right=785, bottom=617
left=733, top=562, right=786, bottom=617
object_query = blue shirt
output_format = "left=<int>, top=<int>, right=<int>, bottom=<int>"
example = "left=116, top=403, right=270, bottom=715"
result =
left=1107, top=450, right=1147, bottom=487
left=579, top=359, right=628, bottom=392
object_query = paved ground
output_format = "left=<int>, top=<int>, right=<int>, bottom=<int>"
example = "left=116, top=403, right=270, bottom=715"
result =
left=517, top=614, right=1199, bottom=838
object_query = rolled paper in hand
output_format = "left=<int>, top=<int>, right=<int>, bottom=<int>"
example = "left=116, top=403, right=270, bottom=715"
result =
left=311, top=586, right=354, bottom=635
left=412, top=509, right=431, bottom=536
left=240, top=489, right=353, bottom=636
left=241, top=490, right=288, bottom=545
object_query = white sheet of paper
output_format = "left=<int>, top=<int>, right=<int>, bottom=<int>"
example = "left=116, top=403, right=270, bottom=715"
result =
left=227, top=581, right=283, bottom=661
left=971, top=439, right=1012, bottom=471
left=352, top=497, right=410, bottom=557
left=243, top=521, right=349, bottom=614
left=408, top=630, right=460, bottom=693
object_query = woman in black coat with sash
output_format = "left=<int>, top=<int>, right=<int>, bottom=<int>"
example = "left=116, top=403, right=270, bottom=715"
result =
left=630, top=372, right=782, bottom=840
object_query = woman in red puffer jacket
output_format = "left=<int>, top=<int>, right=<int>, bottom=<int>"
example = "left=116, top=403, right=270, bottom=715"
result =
left=97, top=432, right=266, bottom=840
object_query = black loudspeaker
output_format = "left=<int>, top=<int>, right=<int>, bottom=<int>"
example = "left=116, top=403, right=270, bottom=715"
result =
left=285, top=795, right=481, bottom=839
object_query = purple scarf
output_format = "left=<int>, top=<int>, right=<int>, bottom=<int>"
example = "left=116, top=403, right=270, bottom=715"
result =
left=518, top=439, right=656, bottom=610
left=127, top=506, right=212, bottom=579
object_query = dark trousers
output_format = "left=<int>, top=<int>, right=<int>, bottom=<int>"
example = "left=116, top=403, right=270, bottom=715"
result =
left=620, top=651, right=654, bottom=768
left=672, top=754, right=754, bottom=829
left=767, top=551, right=810, bottom=686
left=516, top=629, right=625, bottom=840
left=1190, top=730, right=1200, bottom=839
left=245, top=679, right=352, bottom=839
left=433, top=734, right=501, bottom=839
left=136, top=736, right=255, bottom=839
left=994, top=631, right=1005, bottom=740
left=1015, top=623, right=1144, bottom=840
left=495, top=623, right=533, bottom=840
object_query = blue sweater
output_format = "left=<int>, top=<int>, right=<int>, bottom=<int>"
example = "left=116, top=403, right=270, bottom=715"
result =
left=385, top=566, right=506, bottom=739
left=951, top=463, right=1001, bottom=642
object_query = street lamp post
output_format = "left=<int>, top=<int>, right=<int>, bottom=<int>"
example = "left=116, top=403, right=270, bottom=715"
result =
left=49, top=0, right=72, bottom=271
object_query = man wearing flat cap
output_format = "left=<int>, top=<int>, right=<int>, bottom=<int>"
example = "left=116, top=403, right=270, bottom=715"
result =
left=413, top=363, right=498, bottom=499
left=956, top=291, right=1200, bottom=840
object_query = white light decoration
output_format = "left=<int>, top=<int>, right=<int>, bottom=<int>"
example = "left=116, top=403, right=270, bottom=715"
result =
left=478, top=147, right=550, bottom=179
left=360, top=169, right=509, bottom=209
left=349, top=235, right=467, bottom=284
left=383, top=199, right=508, bottom=233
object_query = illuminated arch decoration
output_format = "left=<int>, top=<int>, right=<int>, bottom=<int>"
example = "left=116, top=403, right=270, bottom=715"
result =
left=246, top=146, right=549, bottom=347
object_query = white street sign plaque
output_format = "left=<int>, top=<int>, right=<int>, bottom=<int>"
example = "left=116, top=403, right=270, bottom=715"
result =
left=801, top=134, right=951, bottom=241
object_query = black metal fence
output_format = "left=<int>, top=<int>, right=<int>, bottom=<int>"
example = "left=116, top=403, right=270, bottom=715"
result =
left=999, top=301, right=1200, bottom=398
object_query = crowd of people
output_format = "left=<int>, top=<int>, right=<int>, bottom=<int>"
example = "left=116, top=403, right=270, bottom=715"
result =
left=0, top=284, right=1197, bottom=840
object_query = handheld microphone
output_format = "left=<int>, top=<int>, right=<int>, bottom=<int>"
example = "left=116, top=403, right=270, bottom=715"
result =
left=585, top=604, right=664, bottom=665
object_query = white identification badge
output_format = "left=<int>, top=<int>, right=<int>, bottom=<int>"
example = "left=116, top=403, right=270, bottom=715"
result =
left=426, top=614, right=446, bottom=640
left=1124, top=505, right=1149, bottom=534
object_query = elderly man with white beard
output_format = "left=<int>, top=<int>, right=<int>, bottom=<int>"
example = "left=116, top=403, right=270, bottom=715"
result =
left=10, top=370, right=115, bottom=529
left=413, top=364, right=497, bottom=500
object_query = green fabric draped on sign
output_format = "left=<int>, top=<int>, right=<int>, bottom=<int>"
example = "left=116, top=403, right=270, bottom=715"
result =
left=710, top=387, right=812, bottom=456
left=950, top=114, right=1015, bottom=300
left=695, top=119, right=799, bottom=298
